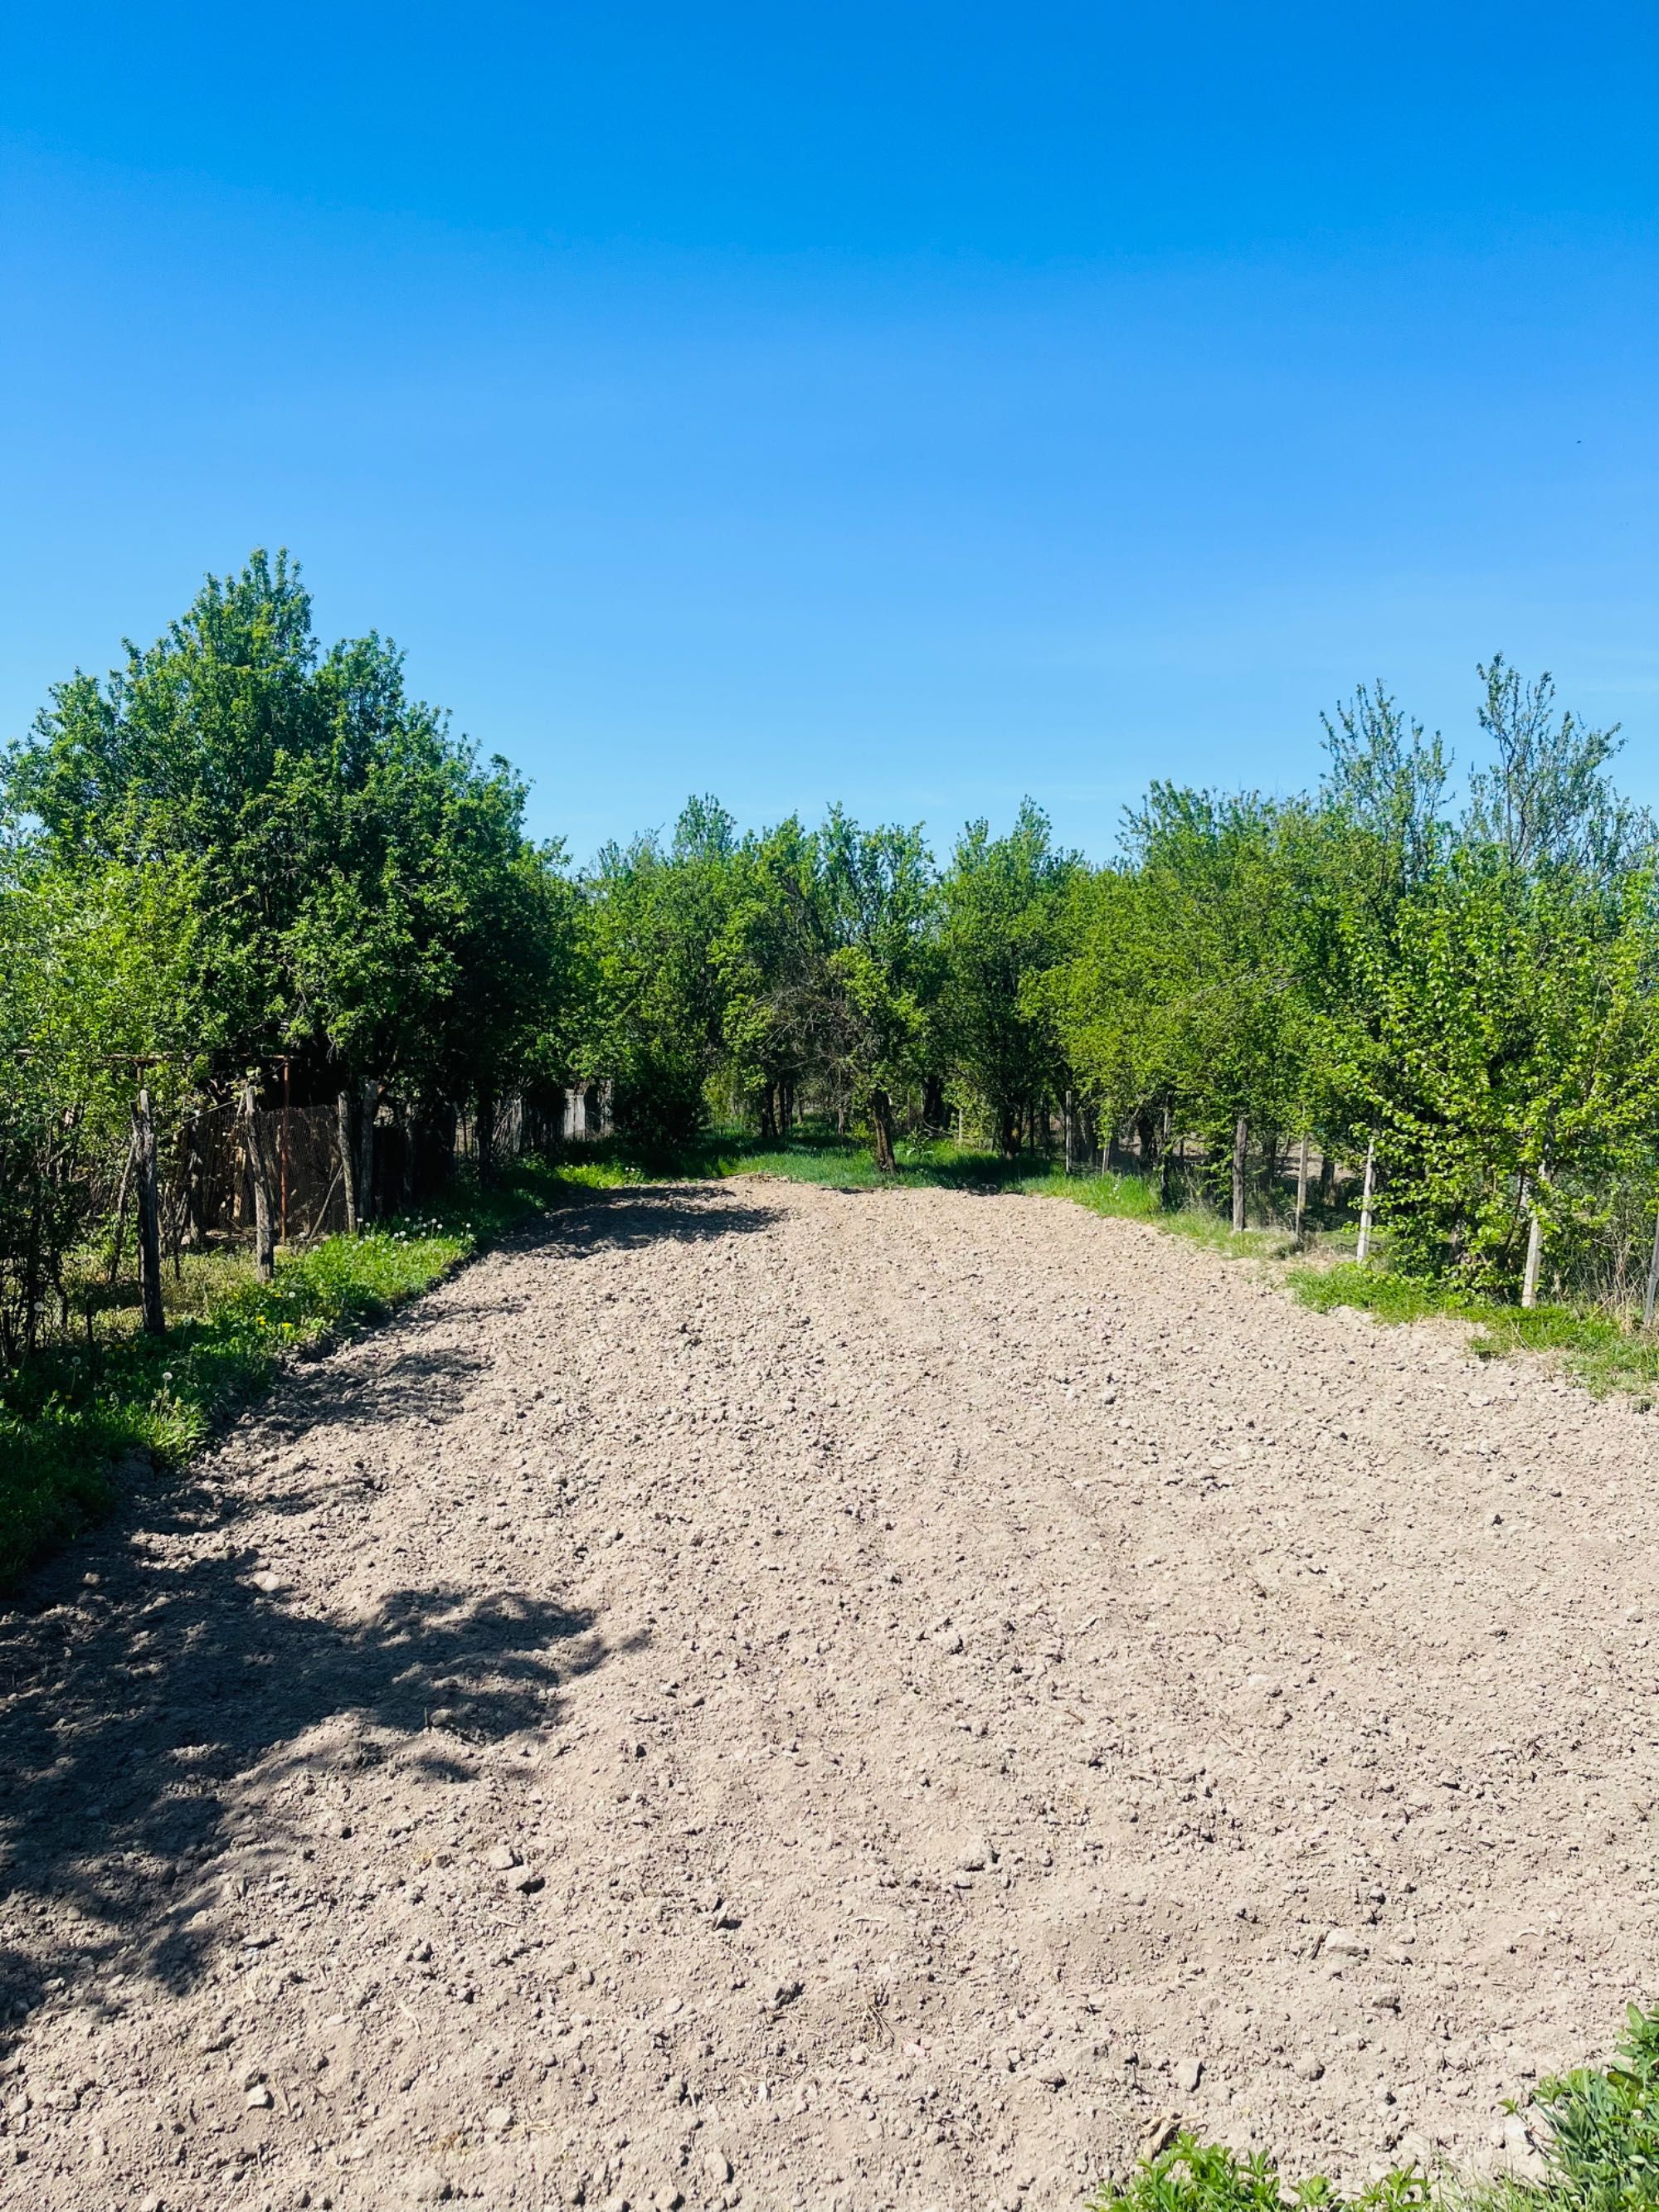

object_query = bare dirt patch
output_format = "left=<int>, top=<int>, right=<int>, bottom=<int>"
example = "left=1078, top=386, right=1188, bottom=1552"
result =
left=3, top=1180, right=1657, bottom=2212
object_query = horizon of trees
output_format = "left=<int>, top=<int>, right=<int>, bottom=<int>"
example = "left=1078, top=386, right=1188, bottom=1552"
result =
left=4, top=550, right=1658, bottom=1360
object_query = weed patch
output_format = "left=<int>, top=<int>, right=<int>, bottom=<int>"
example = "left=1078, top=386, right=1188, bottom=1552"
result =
left=1088, top=2000, right=1659, bottom=2210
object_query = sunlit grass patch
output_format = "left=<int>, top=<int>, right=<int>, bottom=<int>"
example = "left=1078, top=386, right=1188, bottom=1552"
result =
left=1290, top=1261, right=1659, bottom=1400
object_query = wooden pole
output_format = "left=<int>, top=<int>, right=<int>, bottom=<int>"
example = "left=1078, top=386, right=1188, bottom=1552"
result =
left=1294, top=1131, right=1311, bottom=1248
left=1230, top=1112, right=1248, bottom=1234
left=279, top=1056, right=291, bottom=1247
left=1063, top=1089, right=1075, bottom=1177
left=358, top=1077, right=377, bottom=1227
left=1355, top=1133, right=1377, bottom=1264
left=337, top=1089, right=358, bottom=1236
left=107, top=1137, right=135, bottom=1288
left=1642, top=1204, right=1659, bottom=1330
left=133, top=1087, right=166, bottom=1336
left=241, top=1080, right=276, bottom=1283
left=1520, top=1165, right=1547, bottom=1310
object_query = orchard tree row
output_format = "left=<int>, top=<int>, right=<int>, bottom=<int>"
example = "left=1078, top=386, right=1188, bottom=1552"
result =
left=586, top=665, right=1659, bottom=1308
left=4, top=551, right=1657, bottom=1362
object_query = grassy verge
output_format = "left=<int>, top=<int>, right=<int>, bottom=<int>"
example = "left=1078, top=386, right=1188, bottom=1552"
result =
left=1289, top=1262, right=1659, bottom=1402
left=0, top=1156, right=617, bottom=1589
left=1088, top=1997, right=1659, bottom=2209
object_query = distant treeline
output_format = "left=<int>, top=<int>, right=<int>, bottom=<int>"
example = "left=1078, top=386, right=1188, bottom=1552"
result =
left=4, top=551, right=1657, bottom=1358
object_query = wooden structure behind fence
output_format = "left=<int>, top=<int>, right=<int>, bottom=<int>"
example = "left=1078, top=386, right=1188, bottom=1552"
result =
left=159, top=1091, right=563, bottom=1258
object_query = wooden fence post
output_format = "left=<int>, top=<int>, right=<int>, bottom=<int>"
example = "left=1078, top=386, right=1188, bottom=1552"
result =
left=1294, top=1131, right=1311, bottom=1248
left=1063, top=1090, right=1075, bottom=1177
left=1355, top=1134, right=1377, bottom=1264
left=108, top=1138, right=135, bottom=1289
left=133, top=1087, right=166, bottom=1336
left=1231, top=1112, right=1248, bottom=1234
left=1520, top=1164, right=1548, bottom=1310
left=337, top=1090, right=358, bottom=1235
left=241, top=1080, right=276, bottom=1283
left=279, top=1056, right=291, bottom=1247
left=358, top=1077, right=378, bottom=1228
left=1642, top=1204, right=1659, bottom=1330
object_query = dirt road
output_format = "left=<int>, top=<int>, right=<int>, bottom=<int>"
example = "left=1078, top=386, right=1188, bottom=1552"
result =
left=3, top=1180, right=1657, bottom=2212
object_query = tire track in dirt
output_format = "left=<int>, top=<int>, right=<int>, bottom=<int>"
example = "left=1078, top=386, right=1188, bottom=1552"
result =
left=2, top=1179, right=1657, bottom=2210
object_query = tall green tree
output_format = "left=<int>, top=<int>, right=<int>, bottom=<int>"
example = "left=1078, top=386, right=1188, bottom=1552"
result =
left=815, top=809, right=937, bottom=1171
left=581, top=797, right=740, bottom=1150
left=937, top=800, right=1077, bottom=1155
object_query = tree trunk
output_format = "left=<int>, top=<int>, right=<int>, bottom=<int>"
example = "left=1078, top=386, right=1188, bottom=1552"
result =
left=922, top=1073, right=946, bottom=1130
left=869, top=1089, right=898, bottom=1174
left=133, top=1087, right=166, bottom=1336
left=1355, top=1133, right=1377, bottom=1263
left=1063, top=1090, right=1075, bottom=1177
left=1230, top=1112, right=1248, bottom=1234
left=758, top=1084, right=777, bottom=1141
left=241, top=1081, right=276, bottom=1284
left=358, top=1078, right=379, bottom=1225
left=997, top=1105, right=1019, bottom=1159
left=336, top=1089, right=358, bottom=1236
left=1293, top=1132, right=1311, bottom=1249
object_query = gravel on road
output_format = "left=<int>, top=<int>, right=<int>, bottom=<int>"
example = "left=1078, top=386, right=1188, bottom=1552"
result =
left=2, top=1179, right=1657, bottom=2212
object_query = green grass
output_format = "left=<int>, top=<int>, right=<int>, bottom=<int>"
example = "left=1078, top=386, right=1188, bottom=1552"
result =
left=0, top=1155, right=634, bottom=1589
left=1087, top=1998, right=1659, bottom=2210
left=1289, top=1262, right=1659, bottom=1401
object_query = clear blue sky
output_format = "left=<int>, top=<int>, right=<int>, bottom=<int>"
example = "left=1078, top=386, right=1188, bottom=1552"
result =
left=2, top=4, right=1655, bottom=859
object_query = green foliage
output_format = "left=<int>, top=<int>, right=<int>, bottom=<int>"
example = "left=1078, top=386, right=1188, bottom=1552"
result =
left=582, top=797, right=741, bottom=1150
left=1336, top=860, right=1659, bottom=1288
left=11, top=564, right=1659, bottom=1584
left=1290, top=1263, right=1659, bottom=1399
left=0, top=843, right=203, bottom=1358
left=936, top=800, right=1078, bottom=1152
left=1087, top=2132, right=1428, bottom=2211
left=1048, top=788, right=1323, bottom=1202
left=815, top=808, right=937, bottom=1165
left=0, top=550, right=582, bottom=1376
left=1510, top=1999, right=1659, bottom=2208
